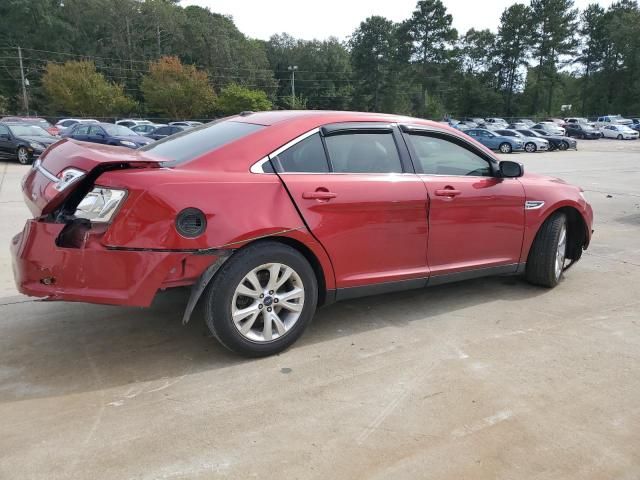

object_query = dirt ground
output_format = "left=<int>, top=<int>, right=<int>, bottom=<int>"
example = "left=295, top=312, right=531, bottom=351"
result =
left=1, top=139, right=639, bottom=479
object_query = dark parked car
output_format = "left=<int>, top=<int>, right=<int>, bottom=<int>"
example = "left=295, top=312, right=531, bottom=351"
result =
left=564, top=123, right=601, bottom=139
left=533, top=129, right=577, bottom=150
left=0, top=122, right=59, bottom=164
left=630, top=119, right=640, bottom=132
left=63, top=122, right=152, bottom=148
left=146, top=125, right=189, bottom=140
left=0, top=116, right=60, bottom=136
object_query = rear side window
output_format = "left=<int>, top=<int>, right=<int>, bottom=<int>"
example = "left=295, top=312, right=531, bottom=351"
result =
left=74, top=125, right=90, bottom=135
left=272, top=133, right=329, bottom=173
left=142, top=120, right=265, bottom=165
left=324, top=132, right=402, bottom=173
left=407, top=134, right=492, bottom=177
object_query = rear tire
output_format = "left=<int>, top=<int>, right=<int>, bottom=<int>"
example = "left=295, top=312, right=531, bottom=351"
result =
left=203, top=241, right=318, bottom=357
left=499, top=142, right=512, bottom=154
left=524, top=142, right=537, bottom=153
left=526, top=212, right=567, bottom=288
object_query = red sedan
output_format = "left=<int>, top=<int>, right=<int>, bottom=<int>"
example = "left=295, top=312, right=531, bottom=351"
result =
left=11, top=111, right=593, bottom=356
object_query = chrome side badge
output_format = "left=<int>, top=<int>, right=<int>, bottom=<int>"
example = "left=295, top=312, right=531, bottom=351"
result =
left=525, top=200, right=545, bottom=210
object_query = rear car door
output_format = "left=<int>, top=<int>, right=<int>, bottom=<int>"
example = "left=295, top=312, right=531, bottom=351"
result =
left=402, top=127, right=525, bottom=276
left=0, top=124, right=13, bottom=157
left=269, top=124, right=430, bottom=289
left=70, top=124, right=91, bottom=142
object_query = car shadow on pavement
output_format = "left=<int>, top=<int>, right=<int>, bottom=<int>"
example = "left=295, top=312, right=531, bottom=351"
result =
left=0, top=275, right=548, bottom=403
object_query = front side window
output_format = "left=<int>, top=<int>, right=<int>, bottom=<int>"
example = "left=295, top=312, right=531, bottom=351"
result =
left=272, top=133, right=329, bottom=173
left=0, top=124, right=9, bottom=136
left=407, top=134, right=492, bottom=177
left=324, top=132, right=402, bottom=173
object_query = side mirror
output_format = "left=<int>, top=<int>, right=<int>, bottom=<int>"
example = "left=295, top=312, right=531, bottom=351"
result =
left=499, top=160, right=524, bottom=178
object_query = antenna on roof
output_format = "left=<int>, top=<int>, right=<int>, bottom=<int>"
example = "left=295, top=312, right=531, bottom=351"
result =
left=239, top=111, right=254, bottom=117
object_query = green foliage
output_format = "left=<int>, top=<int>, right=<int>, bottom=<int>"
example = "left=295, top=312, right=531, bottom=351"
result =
left=41, top=60, right=135, bottom=116
left=1, top=0, right=639, bottom=119
left=216, top=84, right=272, bottom=115
left=141, top=56, right=215, bottom=118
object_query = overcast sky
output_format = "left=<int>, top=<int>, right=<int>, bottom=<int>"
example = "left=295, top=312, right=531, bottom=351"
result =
left=182, top=0, right=617, bottom=41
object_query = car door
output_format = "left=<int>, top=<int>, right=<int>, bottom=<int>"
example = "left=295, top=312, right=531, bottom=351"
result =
left=0, top=124, right=14, bottom=157
left=87, top=125, right=108, bottom=144
left=402, top=127, right=525, bottom=276
left=70, top=124, right=91, bottom=142
left=270, top=124, right=430, bottom=290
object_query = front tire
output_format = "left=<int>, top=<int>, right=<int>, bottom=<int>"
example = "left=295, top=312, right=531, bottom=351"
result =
left=17, top=146, right=31, bottom=165
left=524, top=142, right=537, bottom=153
left=203, top=241, right=318, bottom=357
left=526, top=212, right=567, bottom=288
left=499, top=142, right=512, bottom=154
left=617, top=134, right=623, bottom=140
left=558, top=141, right=569, bottom=151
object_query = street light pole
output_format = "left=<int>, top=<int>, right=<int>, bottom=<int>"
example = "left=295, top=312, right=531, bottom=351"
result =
left=18, top=46, right=29, bottom=114
left=288, top=65, right=298, bottom=109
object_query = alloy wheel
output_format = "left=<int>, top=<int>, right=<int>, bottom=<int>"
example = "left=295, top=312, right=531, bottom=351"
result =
left=17, top=147, right=29, bottom=165
left=555, top=223, right=567, bottom=280
left=231, top=263, right=305, bottom=343
left=499, top=143, right=512, bottom=154
left=525, top=142, right=536, bottom=153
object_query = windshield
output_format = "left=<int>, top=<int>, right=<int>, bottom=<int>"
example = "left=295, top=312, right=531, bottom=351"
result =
left=102, top=124, right=136, bottom=136
left=8, top=125, right=53, bottom=137
left=141, top=120, right=266, bottom=165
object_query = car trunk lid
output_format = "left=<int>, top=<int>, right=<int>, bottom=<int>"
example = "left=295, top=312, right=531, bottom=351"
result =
left=23, top=138, right=162, bottom=217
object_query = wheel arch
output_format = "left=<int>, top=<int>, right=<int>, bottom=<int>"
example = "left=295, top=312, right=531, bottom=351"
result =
left=237, top=235, right=332, bottom=306
left=524, top=205, right=590, bottom=263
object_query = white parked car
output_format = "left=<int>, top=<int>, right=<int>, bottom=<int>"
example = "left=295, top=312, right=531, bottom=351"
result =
left=533, top=122, right=566, bottom=136
left=55, top=118, right=99, bottom=132
left=115, top=119, right=154, bottom=128
left=485, top=117, right=508, bottom=127
left=495, top=129, right=550, bottom=153
left=601, top=125, right=639, bottom=139
left=596, top=115, right=633, bottom=128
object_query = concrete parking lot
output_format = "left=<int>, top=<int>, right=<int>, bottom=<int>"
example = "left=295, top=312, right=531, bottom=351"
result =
left=1, top=139, right=639, bottom=479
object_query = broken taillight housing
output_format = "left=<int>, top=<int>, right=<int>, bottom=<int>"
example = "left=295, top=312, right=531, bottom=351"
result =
left=74, top=187, right=127, bottom=223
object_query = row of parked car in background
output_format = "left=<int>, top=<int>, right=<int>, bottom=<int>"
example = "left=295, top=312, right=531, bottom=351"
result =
left=444, top=115, right=639, bottom=154
left=1, top=113, right=638, bottom=165
left=0, top=116, right=203, bottom=164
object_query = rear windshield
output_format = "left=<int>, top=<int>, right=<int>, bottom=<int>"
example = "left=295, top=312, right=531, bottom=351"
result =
left=141, top=120, right=265, bottom=165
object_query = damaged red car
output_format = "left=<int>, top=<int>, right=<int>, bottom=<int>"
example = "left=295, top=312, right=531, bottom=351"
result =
left=11, top=111, right=593, bottom=356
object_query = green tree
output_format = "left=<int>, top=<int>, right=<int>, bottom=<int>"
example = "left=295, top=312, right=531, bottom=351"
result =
left=41, top=60, right=135, bottom=116
left=530, top=0, right=579, bottom=115
left=216, top=84, right=272, bottom=115
left=141, top=56, right=215, bottom=118
left=575, top=4, right=607, bottom=114
left=403, top=0, right=458, bottom=116
left=494, top=4, right=534, bottom=115
left=349, top=16, right=412, bottom=114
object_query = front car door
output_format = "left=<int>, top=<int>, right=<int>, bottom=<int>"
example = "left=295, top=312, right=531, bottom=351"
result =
left=401, top=126, right=526, bottom=277
left=269, top=124, right=430, bottom=292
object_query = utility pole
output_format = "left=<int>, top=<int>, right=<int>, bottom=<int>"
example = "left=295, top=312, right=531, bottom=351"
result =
left=18, top=46, right=29, bottom=114
left=288, top=65, right=298, bottom=109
